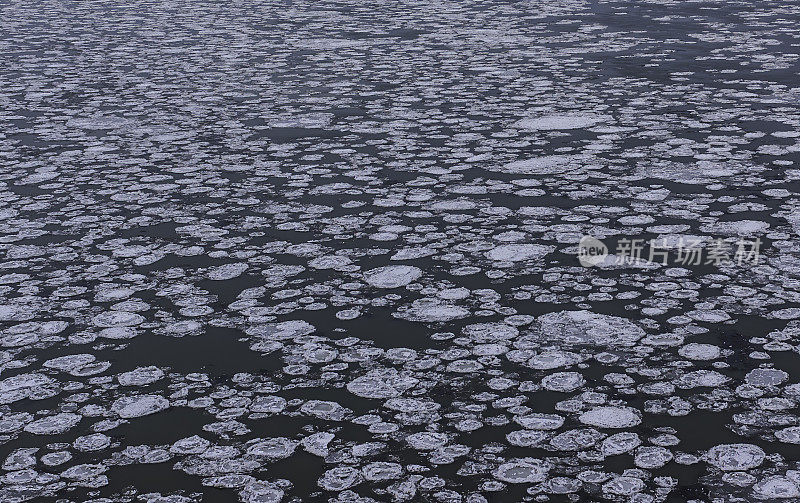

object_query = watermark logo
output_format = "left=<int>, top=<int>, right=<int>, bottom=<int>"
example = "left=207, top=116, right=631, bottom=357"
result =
left=577, top=235, right=609, bottom=267
left=578, top=235, right=761, bottom=268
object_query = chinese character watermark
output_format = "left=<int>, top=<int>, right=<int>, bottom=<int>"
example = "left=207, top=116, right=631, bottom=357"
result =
left=578, top=235, right=761, bottom=268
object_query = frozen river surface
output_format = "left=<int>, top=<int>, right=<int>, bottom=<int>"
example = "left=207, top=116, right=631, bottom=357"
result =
left=1, top=0, right=800, bottom=501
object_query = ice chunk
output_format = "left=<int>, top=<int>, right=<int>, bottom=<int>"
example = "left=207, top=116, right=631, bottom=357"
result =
left=706, top=444, right=765, bottom=471
left=247, top=438, right=297, bottom=460
left=753, top=476, right=800, bottom=499
left=364, top=265, right=422, bottom=288
left=513, top=413, right=565, bottom=430
left=601, top=432, right=641, bottom=456
left=493, top=459, right=551, bottom=483
left=24, top=413, right=81, bottom=435
left=362, top=462, right=403, bottom=481
left=301, top=432, right=335, bottom=457
left=112, top=394, right=170, bottom=418
left=318, top=466, right=363, bottom=491
left=485, top=244, right=554, bottom=262
left=678, top=343, right=721, bottom=360
left=208, top=263, right=248, bottom=280
left=118, top=366, right=164, bottom=386
left=541, top=372, right=585, bottom=392
left=240, top=481, right=284, bottom=503
left=515, top=113, right=609, bottom=130
left=536, top=311, right=644, bottom=346
left=394, top=299, right=470, bottom=322
left=745, top=368, right=788, bottom=387
left=603, top=476, right=645, bottom=496
left=93, top=311, right=145, bottom=327
left=578, top=406, right=641, bottom=428
left=406, top=432, right=448, bottom=450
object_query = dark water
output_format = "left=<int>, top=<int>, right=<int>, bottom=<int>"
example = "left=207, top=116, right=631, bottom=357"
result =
left=1, top=0, right=800, bottom=502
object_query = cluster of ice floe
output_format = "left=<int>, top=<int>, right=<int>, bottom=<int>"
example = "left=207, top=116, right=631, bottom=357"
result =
left=1, top=0, right=800, bottom=501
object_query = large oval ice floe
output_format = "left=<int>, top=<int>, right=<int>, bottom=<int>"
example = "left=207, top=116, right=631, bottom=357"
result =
left=246, top=437, right=297, bottom=460
left=207, top=262, right=248, bottom=280
left=92, top=311, right=145, bottom=327
left=24, top=413, right=82, bottom=435
left=705, top=443, right=765, bottom=471
left=678, top=343, right=721, bottom=360
left=700, top=219, right=769, bottom=236
left=541, top=372, right=585, bottom=392
left=514, top=113, right=609, bottom=130
left=493, top=458, right=551, bottom=483
left=634, top=446, right=673, bottom=469
left=775, top=426, right=800, bottom=444
left=578, top=406, right=642, bottom=428
left=301, top=400, right=349, bottom=421
left=406, top=431, right=449, bottom=450
left=636, top=161, right=742, bottom=184
left=43, top=354, right=110, bottom=376
left=601, top=432, right=642, bottom=456
left=514, top=413, right=565, bottom=430
left=536, top=310, right=645, bottom=346
left=118, top=366, right=165, bottom=386
left=602, top=476, right=645, bottom=496
left=170, top=435, right=210, bottom=455
left=318, top=466, right=363, bottom=491
left=111, top=394, right=170, bottom=418
left=752, top=476, right=800, bottom=499
left=362, top=461, right=403, bottom=481
left=347, top=375, right=401, bottom=399
left=463, top=322, right=519, bottom=342
left=745, top=368, right=788, bottom=387
left=363, top=265, right=422, bottom=288
left=492, top=155, right=577, bottom=175
left=239, top=481, right=284, bottom=503
left=347, top=369, right=418, bottom=399
left=677, top=370, right=729, bottom=388
left=246, top=320, right=315, bottom=342
left=393, top=299, right=469, bottom=322
left=0, top=372, right=57, bottom=403
left=485, top=244, right=554, bottom=262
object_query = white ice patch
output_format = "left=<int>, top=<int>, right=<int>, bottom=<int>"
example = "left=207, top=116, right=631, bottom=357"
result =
left=578, top=406, right=641, bottom=428
left=514, top=113, right=609, bottom=130
left=603, top=476, right=645, bottom=496
left=240, top=481, right=284, bottom=503
left=493, top=458, right=551, bottom=483
left=406, top=431, right=448, bottom=450
left=118, top=366, right=165, bottom=386
left=700, top=219, right=769, bottom=236
left=706, top=443, right=765, bottom=471
left=513, top=413, right=565, bottom=430
left=318, top=466, right=363, bottom=491
left=753, top=476, right=800, bottom=499
left=394, top=299, right=469, bottom=322
left=364, top=265, right=422, bottom=288
left=246, top=438, right=297, bottom=459
left=775, top=426, right=800, bottom=444
left=601, top=432, right=641, bottom=456
left=112, top=394, right=170, bottom=418
left=24, top=413, right=81, bottom=435
left=347, top=370, right=417, bottom=399
left=492, top=155, right=579, bottom=175
left=486, top=244, right=554, bottom=262
left=536, top=310, right=645, bottom=346
left=678, top=343, right=721, bottom=360
left=208, top=263, right=248, bottom=280
left=92, top=311, right=145, bottom=327
left=301, top=432, right=335, bottom=457
left=542, top=372, right=586, bottom=392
